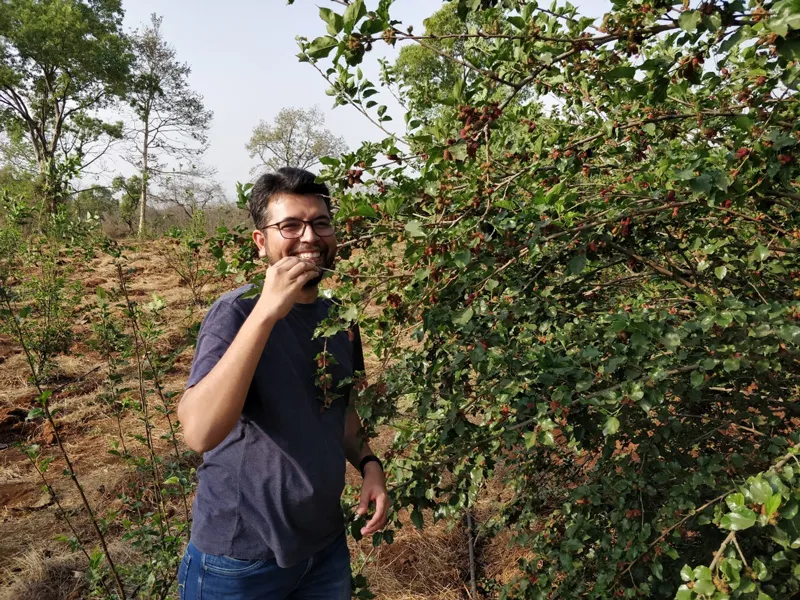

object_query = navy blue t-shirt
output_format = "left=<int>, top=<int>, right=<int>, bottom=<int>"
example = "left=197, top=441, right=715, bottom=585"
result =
left=185, top=284, right=364, bottom=567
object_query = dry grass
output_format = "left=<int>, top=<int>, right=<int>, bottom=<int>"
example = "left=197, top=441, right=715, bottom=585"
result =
left=353, top=511, right=470, bottom=600
left=0, top=549, right=87, bottom=600
left=0, top=542, right=138, bottom=600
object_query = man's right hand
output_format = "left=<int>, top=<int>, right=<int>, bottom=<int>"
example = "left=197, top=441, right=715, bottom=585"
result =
left=255, top=257, right=321, bottom=321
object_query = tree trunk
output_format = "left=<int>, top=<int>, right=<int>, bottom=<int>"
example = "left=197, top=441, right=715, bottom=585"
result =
left=138, top=124, right=149, bottom=237
left=36, top=157, right=63, bottom=216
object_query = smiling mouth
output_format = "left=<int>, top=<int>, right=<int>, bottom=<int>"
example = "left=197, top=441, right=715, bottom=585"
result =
left=296, top=251, right=322, bottom=260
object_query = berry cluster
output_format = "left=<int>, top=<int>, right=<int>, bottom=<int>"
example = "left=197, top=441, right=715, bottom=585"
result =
left=443, top=103, right=504, bottom=158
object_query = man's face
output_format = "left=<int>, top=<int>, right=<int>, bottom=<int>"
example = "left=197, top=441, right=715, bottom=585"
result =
left=253, top=193, right=337, bottom=288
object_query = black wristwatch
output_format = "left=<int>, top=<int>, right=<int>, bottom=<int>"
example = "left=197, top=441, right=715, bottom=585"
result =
left=359, top=455, right=383, bottom=477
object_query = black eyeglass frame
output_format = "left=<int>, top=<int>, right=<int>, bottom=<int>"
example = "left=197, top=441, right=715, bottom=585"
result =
left=263, top=218, right=335, bottom=239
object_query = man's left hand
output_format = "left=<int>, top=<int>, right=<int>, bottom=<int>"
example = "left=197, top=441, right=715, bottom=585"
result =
left=357, top=462, right=390, bottom=536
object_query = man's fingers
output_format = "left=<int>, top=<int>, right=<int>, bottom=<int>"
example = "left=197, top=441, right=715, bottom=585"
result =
left=286, top=260, right=318, bottom=279
left=357, top=492, right=370, bottom=516
left=360, top=493, right=389, bottom=534
left=293, top=268, right=321, bottom=285
left=270, top=256, right=296, bottom=271
left=374, top=493, right=389, bottom=527
left=361, top=511, right=382, bottom=535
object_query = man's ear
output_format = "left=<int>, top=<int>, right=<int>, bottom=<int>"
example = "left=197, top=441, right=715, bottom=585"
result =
left=252, top=229, right=267, bottom=258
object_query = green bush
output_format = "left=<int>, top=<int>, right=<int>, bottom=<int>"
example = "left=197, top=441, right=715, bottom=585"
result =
left=292, top=0, right=800, bottom=598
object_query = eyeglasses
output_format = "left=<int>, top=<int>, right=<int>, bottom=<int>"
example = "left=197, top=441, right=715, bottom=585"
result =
left=264, top=218, right=335, bottom=239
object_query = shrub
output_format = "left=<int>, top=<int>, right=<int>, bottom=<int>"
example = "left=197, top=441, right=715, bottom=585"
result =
left=292, top=1, right=800, bottom=598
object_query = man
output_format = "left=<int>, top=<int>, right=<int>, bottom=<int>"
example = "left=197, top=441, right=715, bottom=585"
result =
left=177, top=167, right=389, bottom=599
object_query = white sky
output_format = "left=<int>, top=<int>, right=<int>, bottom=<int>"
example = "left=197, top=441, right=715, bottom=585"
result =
left=114, top=0, right=610, bottom=198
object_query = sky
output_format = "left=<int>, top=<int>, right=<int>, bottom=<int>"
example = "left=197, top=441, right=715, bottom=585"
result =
left=116, top=0, right=611, bottom=198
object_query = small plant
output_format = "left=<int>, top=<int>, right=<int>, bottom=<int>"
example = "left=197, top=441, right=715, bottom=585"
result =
left=1, top=230, right=126, bottom=598
left=160, top=211, right=215, bottom=305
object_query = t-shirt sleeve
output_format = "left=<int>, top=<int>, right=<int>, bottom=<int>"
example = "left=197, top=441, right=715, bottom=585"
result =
left=186, top=300, right=247, bottom=389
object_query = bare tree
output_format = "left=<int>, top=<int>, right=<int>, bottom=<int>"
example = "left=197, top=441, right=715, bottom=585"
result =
left=246, top=106, right=346, bottom=173
left=128, top=14, right=212, bottom=236
left=152, top=165, right=225, bottom=220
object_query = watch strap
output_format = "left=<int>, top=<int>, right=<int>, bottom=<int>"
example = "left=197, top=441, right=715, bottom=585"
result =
left=359, top=454, right=383, bottom=477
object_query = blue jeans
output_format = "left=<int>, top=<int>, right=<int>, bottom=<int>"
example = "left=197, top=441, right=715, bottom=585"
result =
left=177, top=531, right=351, bottom=600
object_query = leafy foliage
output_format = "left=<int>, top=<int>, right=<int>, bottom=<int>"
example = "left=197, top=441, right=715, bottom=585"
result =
left=292, top=0, right=800, bottom=597
left=112, top=174, right=143, bottom=234
left=161, top=211, right=217, bottom=305
left=0, top=0, right=131, bottom=212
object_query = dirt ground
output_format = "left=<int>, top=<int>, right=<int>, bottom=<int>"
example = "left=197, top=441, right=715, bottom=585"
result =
left=0, top=240, right=513, bottom=600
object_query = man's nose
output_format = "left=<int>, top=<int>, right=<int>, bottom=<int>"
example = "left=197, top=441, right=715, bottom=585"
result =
left=300, top=222, right=321, bottom=243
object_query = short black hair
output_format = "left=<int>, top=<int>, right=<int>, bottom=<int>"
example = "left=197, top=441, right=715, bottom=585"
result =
left=248, top=167, right=331, bottom=230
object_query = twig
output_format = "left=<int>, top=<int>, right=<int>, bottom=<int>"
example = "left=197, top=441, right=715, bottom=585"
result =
left=52, top=364, right=103, bottom=394
left=710, top=531, right=736, bottom=571
left=465, top=511, right=479, bottom=599
left=731, top=533, right=749, bottom=568
left=608, top=242, right=697, bottom=289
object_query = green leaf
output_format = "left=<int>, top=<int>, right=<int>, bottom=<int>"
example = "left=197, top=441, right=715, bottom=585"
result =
left=720, top=558, right=741, bottom=586
left=691, top=174, right=712, bottom=194
left=404, top=220, right=426, bottom=238
left=765, top=493, right=781, bottom=517
left=342, top=305, right=359, bottom=322
left=453, top=308, right=474, bottom=326
left=642, top=123, right=656, bottom=136
left=508, top=16, right=526, bottom=30
left=608, top=66, right=636, bottom=79
left=662, top=332, right=681, bottom=350
left=690, top=370, right=705, bottom=388
left=751, top=244, right=770, bottom=262
left=749, top=478, right=773, bottom=504
left=769, top=0, right=800, bottom=37
left=695, top=564, right=713, bottom=580
left=715, top=265, right=728, bottom=280
left=568, top=253, right=587, bottom=275
left=453, top=250, right=471, bottom=268
left=679, top=10, right=702, bottom=32
left=680, top=565, right=695, bottom=582
left=319, top=7, right=344, bottom=35
left=449, top=143, right=468, bottom=161
left=343, top=0, right=366, bottom=33
left=735, top=115, right=753, bottom=131
left=693, top=578, right=716, bottom=595
left=723, top=358, right=740, bottom=372
left=720, top=508, right=757, bottom=531
left=306, top=36, right=339, bottom=59
left=355, top=203, right=377, bottom=218
left=524, top=431, right=537, bottom=449
left=752, top=557, right=770, bottom=581
left=749, top=323, right=771, bottom=338
left=602, top=416, right=620, bottom=436
left=713, top=171, right=732, bottom=191
left=726, top=493, right=746, bottom=511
